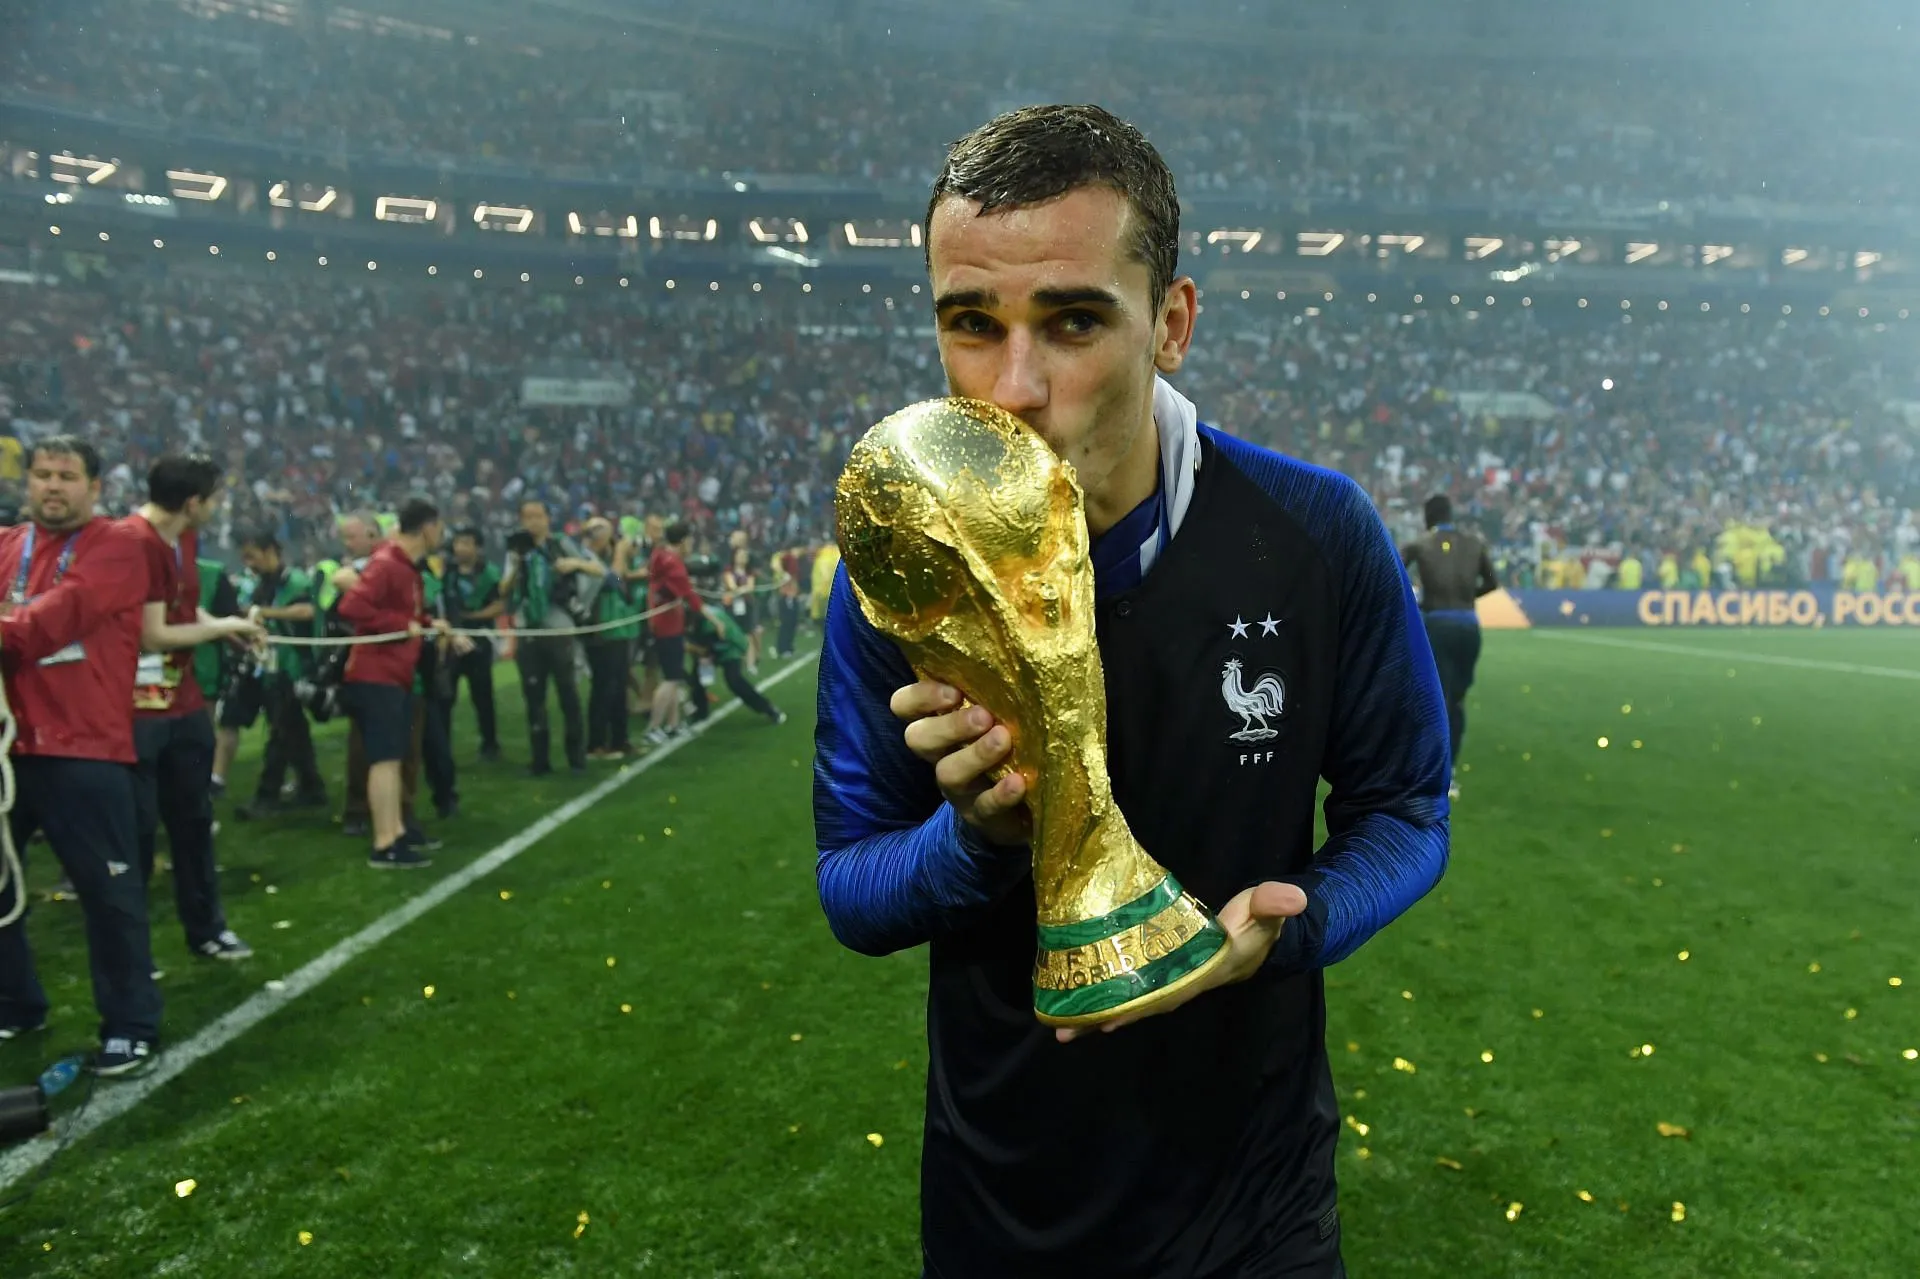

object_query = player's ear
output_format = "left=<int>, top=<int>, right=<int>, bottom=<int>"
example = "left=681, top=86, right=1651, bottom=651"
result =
left=1153, top=277, right=1197, bottom=376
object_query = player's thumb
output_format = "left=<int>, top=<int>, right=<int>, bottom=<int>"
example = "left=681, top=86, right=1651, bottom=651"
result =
left=1247, top=880, right=1309, bottom=921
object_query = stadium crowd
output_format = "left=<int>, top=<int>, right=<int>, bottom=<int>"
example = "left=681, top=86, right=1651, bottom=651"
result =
left=4, top=0, right=1916, bottom=210
left=4, top=269, right=1916, bottom=593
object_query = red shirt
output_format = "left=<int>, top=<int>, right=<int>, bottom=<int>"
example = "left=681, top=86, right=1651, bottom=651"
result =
left=129, top=517, right=206, bottom=719
left=339, top=541, right=424, bottom=687
left=0, top=517, right=151, bottom=763
left=647, top=544, right=705, bottom=638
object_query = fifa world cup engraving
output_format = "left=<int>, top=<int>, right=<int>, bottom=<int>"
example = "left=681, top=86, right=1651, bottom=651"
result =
left=836, top=398, right=1229, bottom=1026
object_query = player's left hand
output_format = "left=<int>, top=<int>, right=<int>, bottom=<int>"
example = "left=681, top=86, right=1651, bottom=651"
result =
left=1053, top=880, right=1307, bottom=1044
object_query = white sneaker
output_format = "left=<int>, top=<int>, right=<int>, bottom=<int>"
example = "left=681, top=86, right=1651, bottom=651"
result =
left=1447, top=782, right=1461, bottom=801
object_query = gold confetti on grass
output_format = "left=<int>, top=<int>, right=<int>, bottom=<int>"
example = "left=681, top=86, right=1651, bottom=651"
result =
left=1678, top=950, right=1690, bottom=961
left=1436, top=1157, right=1463, bottom=1171
left=1576, top=1190, right=1595, bottom=1203
left=499, top=890, right=512, bottom=900
left=1504, top=1202, right=1523, bottom=1222
left=297, top=1231, right=313, bottom=1246
left=1393, top=1057, right=1417, bottom=1074
left=1656, top=1122, right=1691, bottom=1139
left=1480, top=1050, right=1495, bottom=1063
left=574, top=1210, right=590, bottom=1239
left=1345, top=1115, right=1371, bottom=1137
left=1671, top=1201, right=1687, bottom=1223
left=174, top=1179, right=197, bottom=1198
left=866, top=1133, right=884, bottom=1147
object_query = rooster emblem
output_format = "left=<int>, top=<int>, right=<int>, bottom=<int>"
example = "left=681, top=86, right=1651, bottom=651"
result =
left=1221, top=658, right=1286, bottom=742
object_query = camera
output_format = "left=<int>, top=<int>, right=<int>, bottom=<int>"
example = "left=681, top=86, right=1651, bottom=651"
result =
left=506, top=529, right=537, bottom=555
left=0, top=1083, right=50, bottom=1150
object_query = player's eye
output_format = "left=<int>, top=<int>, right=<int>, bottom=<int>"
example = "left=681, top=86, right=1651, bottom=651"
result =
left=1053, top=310, right=1102, bottom=337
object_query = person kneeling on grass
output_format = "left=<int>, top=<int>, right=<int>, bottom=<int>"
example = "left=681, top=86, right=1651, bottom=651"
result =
left=685, top=603, right=786, bottom=727
left=337, top=498, right=451, bottom=869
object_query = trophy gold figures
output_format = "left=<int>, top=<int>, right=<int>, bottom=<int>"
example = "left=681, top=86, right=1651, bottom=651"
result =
left=835, top=398, right=1230, bottom=1026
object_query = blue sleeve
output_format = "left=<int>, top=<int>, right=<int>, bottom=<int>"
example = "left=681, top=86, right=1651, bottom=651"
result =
left=1207, top=432, right=1450, bottom=973
left=812, top=569, right=1031, bottom=956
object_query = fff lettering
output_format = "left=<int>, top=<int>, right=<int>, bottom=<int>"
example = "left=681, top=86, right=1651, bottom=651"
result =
left=1238, top=750, right=1278, bottom=766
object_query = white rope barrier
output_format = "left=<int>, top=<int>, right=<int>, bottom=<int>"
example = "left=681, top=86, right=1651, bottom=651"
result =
left=259, top=576, right=796, bottom=649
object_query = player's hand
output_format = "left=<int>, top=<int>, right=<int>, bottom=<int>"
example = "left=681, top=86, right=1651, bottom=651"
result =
left=1053, top=880, right=1308, bottom=1044
left=891, top=681, right=1031, bottom=847
left=407, top=621, right=426, bottom=639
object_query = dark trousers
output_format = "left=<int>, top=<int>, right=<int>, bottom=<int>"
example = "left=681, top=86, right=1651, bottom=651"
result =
left=689, top=657, right=778, bottom=721
left=424, top=687, right=457, bottom=813
left=452, top=640, right=498, bottom=751
left=0, top=757, right=162, bottom=1042
left=586, top=640, right=633, bottom=751
left=133, top=711, right=227, bottom=948
left=256, top=672, right=325, bottom=802
left=344, top=696, right=422, bottom=826
left=775, top=593, right=801, bottom=657
left=516, top=635, right=585, bottom=771
left=1423, top=615, right=1483, bottom=766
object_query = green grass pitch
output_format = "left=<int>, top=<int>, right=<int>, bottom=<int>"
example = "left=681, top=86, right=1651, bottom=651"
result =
left=1, top=631, right=1916, bottom=1276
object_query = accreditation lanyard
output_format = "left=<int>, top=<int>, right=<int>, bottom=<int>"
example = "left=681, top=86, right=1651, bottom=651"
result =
left=10, top=524, right=85, bottom=605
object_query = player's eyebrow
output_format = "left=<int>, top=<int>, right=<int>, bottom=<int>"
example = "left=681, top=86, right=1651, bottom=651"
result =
left=933, top=286, right=1122, bottom=312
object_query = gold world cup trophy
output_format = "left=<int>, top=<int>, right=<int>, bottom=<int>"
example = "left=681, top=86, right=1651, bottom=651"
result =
left=835, top=398, right=1230, bottom=1027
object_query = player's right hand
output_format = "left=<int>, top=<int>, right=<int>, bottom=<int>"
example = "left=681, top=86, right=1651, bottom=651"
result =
left=892, top=681, right=1032, bottom=847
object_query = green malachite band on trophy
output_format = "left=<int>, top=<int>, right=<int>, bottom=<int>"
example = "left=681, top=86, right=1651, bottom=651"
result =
left=1034, top=878, right=1184, bottom=951
left=1032, top=923, right=1230, bottom=1021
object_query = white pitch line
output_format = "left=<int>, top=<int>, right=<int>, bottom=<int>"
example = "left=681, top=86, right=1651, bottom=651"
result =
left=0, top=652, right=819, bottom=1191
left=1528, top=631, right=1920, bottom=681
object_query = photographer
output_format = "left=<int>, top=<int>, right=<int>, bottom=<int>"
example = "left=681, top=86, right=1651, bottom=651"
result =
left=685, top=596, right=787, bottom=728
left=442, top=526, right=504, bottom=761
left=578, top=518, right=638, bottom=759
left=230, top=530, right=327, bottom=820
left=500, top=499, right=588, bottom=776
left=0, top=437, right=164, bottom=1078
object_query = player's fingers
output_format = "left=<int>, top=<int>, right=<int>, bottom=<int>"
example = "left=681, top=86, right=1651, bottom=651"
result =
left=968, top=770, right=1027, bottom=820
left=933, top=724, right=1014, bottom=793
left=890, top=680, right=961, bottom=721
left=904, top=704, right=995, bottom=763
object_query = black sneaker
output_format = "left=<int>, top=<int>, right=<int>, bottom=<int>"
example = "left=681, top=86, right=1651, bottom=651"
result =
left=479, top=743, right=502, bottom=762
left=369, top=842, right=432, bottom=870
left=234, top=798, right=278, bottom=821
left=403, top=826, right=444, bottom=853
left=209, top=778, right=227, bottom=800
left=341, top=818, right=370, bottom=839
left=435, top=799, right=460, bottom=821
left=0, top=1019, right=47, bottom=1042
left=192, top=930, right=254, bottom=961
left=93, top=1037, right=156, bottom=1078
left=288, top=790, right=330, bottom=809
left=523, top=764, right=552, bottom=778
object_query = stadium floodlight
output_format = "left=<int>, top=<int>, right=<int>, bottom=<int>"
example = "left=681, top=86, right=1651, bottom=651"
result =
left=1700, top=244, right=1734, bottom=265
left=1624, top=242, right=1660, bottom=264
left=1781, top=247, right=1809, bottom=266
left=842, top=220, right=923, bottom=249
left=375, top=196, right=439, bottom=225
left=1296, top=232, right=1345, bottom=257
left=764, top=246, right=820, bottom=269
left=1853, top=251, right=1882, bottom=269
left=165, top=169, right=228, bottom=201
left=270, top=182, right=339, bottom=213
left=50, top=153, right=117, bottom=186
left=1464, top=236, right=1504, bottom=261
left=650, top=216, right=720, bottom=242
left=473, top=204, right=535, bottom=233
left=42, top=191, right=74, bottom=206
left=748, top=217, right=809, bottom=245
left=1545, top=238, right=1582, bottom=262
left=1376, top=234, right=1425, bottom=256
left=568, top=212, right=640, bottom=239
left=1205, top=229, right=1263, bottom=253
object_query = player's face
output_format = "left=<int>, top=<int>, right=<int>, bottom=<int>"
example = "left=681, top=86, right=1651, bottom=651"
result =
left=25, top=449, right=99, bottom=530
left=929, top=185, right=1195, bottom=531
